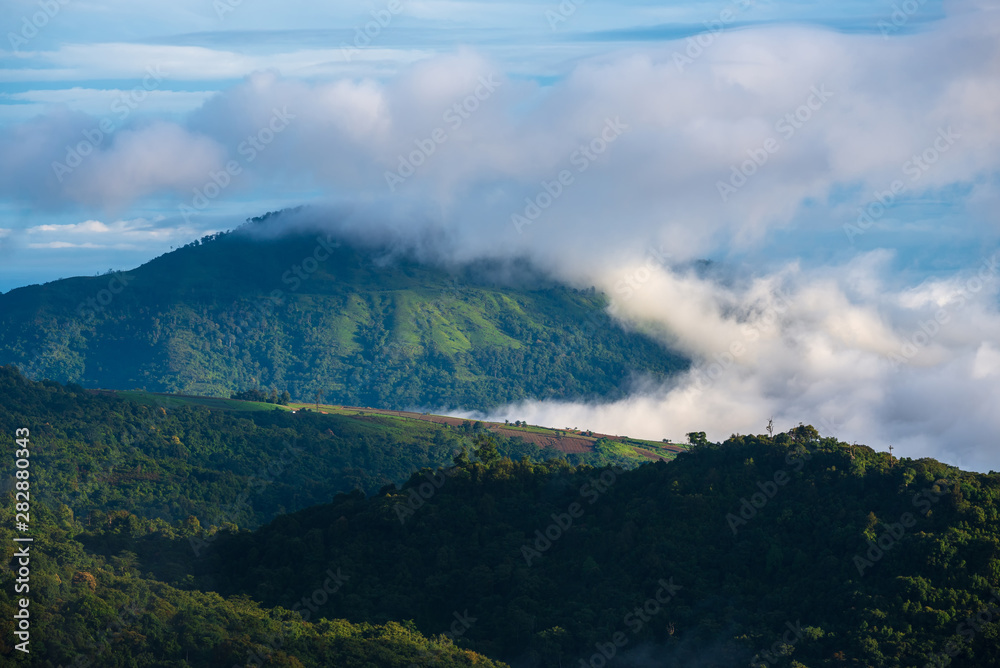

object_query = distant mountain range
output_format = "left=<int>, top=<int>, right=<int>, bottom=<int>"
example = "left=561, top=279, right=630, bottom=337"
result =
left=0, top=212, right=686, bottom=410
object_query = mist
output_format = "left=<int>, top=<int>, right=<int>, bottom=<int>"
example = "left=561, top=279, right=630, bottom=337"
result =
left=3, top=1, right=1000, bottom=470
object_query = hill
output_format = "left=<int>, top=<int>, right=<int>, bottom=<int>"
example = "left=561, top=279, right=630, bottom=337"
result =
left=0, top=368, right=518, bottom=665
left=0, top=212, right=686, bottom=410
left=1, top=371, right=998, bottom=666
left=187, top=428, right=999, bottom=667
left=0, top=366, right=672, bottom=536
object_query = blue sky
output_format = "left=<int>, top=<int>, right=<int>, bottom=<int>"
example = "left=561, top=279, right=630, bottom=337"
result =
left=3, top=0, right=1000, bottom=470
left=0, top=0, right=960, bottom=291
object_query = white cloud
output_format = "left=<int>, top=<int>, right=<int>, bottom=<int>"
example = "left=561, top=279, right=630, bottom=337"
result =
left=27, top=241, right=106, bottom=248
left=0, top=88, right=216, bottom=122
left=0, top=44, right=432, bottom=83
left=2, top=2, right=1000, bottom=472
left=6, top=10, right=994, bottom=221
left=20, top=216, right=207, bottom=249
left=27, top=218, right=149, bottom=234
left=477, top=250, right=1000, bottom=472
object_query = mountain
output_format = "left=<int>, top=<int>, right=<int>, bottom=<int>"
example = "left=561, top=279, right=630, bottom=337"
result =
left=0, top=369, right=515, bottom=666
left=188, top=430, right=1000, bottom=668
left=0, top=213, right=686, bottom=410
left=0, top=365, right=677, bottom=536
left=2, top=371, right=999, bottom=667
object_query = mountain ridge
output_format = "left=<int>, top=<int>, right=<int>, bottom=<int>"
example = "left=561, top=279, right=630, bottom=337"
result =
left=0, top=213, right=687, bottom=410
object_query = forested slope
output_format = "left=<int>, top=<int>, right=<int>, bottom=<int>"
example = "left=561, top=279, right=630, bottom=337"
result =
left=193, top=428, right=1000, bottom=667
left=3, top=371, right=998, bottom=666
left=0, top=213, right=686, bottom=410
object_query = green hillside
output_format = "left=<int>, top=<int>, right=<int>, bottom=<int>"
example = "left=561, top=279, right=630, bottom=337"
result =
left=1, top=370, right=999, bottom=666
left=191, top=430, right=999, bottom=667
left=0, top=212, right=686, bottom=410
left=0, top=366, right=649, bottom=535
left=0, top=368, right=514, bottom=666
left=0, top=512, right=507, bottom=667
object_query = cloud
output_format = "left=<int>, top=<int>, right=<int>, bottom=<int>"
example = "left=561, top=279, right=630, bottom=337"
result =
left=18, top=216, right=211, bottom=250
left=1, top=2, right=999, bottom=471
left=0, top=112, right=227, bottom=210
left=0, top=88, right=216, bottom=123
left=183, top=9, right=1000, bottom=471
left=27, top=241, right=105, bottom=248
left=0, top=43, right=431, bottom=83
left=473, top=250, right=1000, bottom=473
left=5, top=12, right=998, bottom=227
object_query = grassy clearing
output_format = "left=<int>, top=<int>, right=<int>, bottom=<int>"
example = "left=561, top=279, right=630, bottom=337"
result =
left=117, top=390, right=288, bottom=413
left=114, top=391, right=686, bottom=460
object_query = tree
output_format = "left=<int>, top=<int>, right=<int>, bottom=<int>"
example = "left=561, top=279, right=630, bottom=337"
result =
left=686, top=431, right=709, bottom=447
left=473, top=434, right=501, bottom=466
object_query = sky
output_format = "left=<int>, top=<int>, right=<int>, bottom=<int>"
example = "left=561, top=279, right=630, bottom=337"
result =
left=2, top=0, right=1000, bottom=471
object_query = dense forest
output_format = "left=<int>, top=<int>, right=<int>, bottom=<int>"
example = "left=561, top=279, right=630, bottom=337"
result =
left=0, top=368, right=522, bottom=665
left=0, top=366, right=638, bottom=533
left=0, top=213, right=687, bottom=410
left=187, top=428, right=1000, bottom=667
left=2, top=370, right=999, bottom=666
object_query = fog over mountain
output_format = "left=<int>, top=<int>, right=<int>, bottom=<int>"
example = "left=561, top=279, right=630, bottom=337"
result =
left=2, top=0, right=999, bottom=469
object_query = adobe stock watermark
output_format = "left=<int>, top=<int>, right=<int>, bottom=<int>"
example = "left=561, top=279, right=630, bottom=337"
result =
left=406, top=610, right=478, bottom=667
left=7, top=0, right=72, bottom=51
left=340, top=0, right=406, bottom=61
left=393, top=468, right=461, bottom=524
left=607, top=245, right=672, bottom=316
left=62, top=599, right=147, bottom=668
left=441, top=610, right=477, bottom=645
left=75, top=271, right=133, bottom=324
left=923, top=591, right=1000, bottom=668
left=236, top=632, right=285, bottom=668
left=717, top=85, right=833, bottom=202
left=377, top=276, right=462, bottom=359
left=844, top=126, right=960, bottom=244
left=886, top=252, right=998, bottom=370
left=750, top=621, right=810, bottom=667
left=385, top=75, right=502, bottom=192
left=188, top=439, right=304, bottom=557
left=224, top=231, right=342, bottom=356
left=545, top=0, right=586, bottom=31
left=725, top=442, right=814, bottom=535
left=520, top=466, right=624, bottom=565
left=291, top=566, right=350, bottom=622
left=852, top=479, right=951, bottom=576
left=689, top=289, right=793, bottom=394
left=60, top=405, right=165, bottom=510
left=672, top=0, right=754, bottom=72
left=577, top=577, right=681, bottom=668
left=213, top=0, right=247, bottom=20
left=51, top=65, right=167, bottom=183
left=179, top=106, right=295, bottom=222
left=20, top=270, right=135, bottom=379
left=878, top=0, right=929, bottom=40
left=511, top=117, right=629, bottom=234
